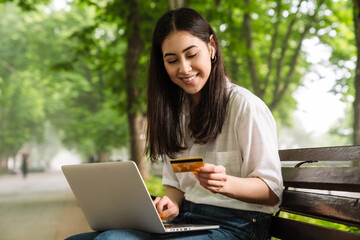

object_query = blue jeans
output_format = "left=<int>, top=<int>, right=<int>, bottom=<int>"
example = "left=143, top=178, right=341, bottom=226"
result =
left=65, top=200, right=271, bottom=240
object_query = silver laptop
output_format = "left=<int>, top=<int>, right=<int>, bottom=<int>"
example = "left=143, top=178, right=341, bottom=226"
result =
left=62, top=161, right=219, bottom=233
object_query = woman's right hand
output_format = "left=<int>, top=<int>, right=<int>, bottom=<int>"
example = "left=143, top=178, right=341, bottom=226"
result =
left=153, top=195, right=180, bottom=221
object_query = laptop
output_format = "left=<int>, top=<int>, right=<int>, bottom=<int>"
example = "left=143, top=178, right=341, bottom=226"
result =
left=61, top=161, right=219, bottom=233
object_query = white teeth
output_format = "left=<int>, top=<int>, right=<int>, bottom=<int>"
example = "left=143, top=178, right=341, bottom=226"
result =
left=183, top=75, right=196, bottom=82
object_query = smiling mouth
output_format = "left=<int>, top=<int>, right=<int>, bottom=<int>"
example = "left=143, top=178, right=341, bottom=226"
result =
left=181, top=74, right=198, bottom=82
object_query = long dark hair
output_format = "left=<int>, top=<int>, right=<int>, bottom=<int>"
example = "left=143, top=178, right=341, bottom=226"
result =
left=146, top=8, right=230, bottom=163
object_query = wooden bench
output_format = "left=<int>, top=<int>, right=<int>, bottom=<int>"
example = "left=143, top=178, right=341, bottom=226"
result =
left=270, top=146, right=360, bottom=240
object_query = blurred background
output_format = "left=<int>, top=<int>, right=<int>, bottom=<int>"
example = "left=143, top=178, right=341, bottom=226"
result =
left=0, top=0, right=359, bottom=239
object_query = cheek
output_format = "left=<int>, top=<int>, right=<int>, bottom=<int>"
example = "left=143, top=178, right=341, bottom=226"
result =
left=196, top=52, right=211, bottom=68
left=164, top=64, right=177, bottom=79
left=196, top=57, right=212, bottom=77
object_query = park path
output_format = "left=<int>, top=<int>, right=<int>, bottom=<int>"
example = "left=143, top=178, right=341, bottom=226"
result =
left=0, top=171, right=91, bottom=240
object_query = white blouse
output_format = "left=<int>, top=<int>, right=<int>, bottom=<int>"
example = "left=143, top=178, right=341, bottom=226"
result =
left=162, top=82, right=283, bottom=214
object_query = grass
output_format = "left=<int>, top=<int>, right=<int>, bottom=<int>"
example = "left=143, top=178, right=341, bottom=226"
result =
left=279, top=212, right=360, bottom=234
left=145, top=174, right=166, bottom=197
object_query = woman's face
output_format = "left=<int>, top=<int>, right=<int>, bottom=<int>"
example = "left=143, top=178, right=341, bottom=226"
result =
left=162, top=30, right=214, bottom=104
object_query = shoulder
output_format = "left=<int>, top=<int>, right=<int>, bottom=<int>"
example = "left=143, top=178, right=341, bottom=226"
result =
left=227, top=82, right=269, bottom=113
left=226, top=82, right=277, bottom=135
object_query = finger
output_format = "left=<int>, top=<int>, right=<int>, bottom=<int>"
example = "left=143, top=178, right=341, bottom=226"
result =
left=153, top=197, right=161, bottom=205
left=159, top=200, right=179, bottom=221
left=159, top=212, right=167, bottom=219
left=198, top=163, right=216, bottom=173
left=199, top=164, right=226, bottom=173
left=162, top=208, right=177, bottom=221
left=154, top=197, right=168, bottom=214
left=198, top=177, right=226, bottom=187
left=213, top=165, right=226, bottom=173
left=198, top=172, right=228, bottom=182
left=198, top=179, right=226, bottom=193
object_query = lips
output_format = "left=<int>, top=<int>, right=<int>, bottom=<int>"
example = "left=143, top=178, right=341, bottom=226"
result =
left=180, top=74, right=198, bottom=83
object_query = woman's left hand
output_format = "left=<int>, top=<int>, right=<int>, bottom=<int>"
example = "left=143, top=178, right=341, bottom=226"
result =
left=194, top=163, right=279, bottom=205
left=194, top=163, right=228, bottom=194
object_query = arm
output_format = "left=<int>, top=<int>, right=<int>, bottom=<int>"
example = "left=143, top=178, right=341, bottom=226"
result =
left=195, top=164, right=279, bottom=206
left=153, top=185, right=184, bottom=220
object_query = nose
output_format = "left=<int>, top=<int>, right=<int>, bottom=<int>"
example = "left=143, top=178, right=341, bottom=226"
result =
left=179, top=60, right=192, bottom=74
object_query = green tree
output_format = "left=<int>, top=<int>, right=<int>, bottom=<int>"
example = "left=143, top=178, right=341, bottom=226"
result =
left=0, top=2, right=131, bottom=171
left=192, top=0, right=332, bottom=124
left=61, top=0, right=168, bottom=178
left=0, top=4, right=48, bottom=172
left=0, top=71, right=46, bottom=172
left=46, top=4, right=131, bottom=162
left=316, top=0, right=359, bottom=145
left=3, top=0, right=359, bottom=176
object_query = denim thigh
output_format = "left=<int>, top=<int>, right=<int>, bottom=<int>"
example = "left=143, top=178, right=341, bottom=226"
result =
left=171, top=200, right=272, bottom=240
left=65, top=200, right=272, bottom=240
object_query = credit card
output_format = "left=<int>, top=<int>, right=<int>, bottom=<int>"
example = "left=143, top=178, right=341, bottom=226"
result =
left=170, top=157, right=204, bottom=173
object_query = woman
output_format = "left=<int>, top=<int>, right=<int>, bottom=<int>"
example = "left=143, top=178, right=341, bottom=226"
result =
left=67, top=7, right=283, bottom=240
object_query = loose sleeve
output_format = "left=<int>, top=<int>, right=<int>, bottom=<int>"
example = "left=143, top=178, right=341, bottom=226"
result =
left=162, top=157, right=181, bottom=189
left=234, top=94, right=283, bottom=199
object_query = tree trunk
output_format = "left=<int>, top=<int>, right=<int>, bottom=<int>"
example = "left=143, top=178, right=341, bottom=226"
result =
left=128, top=113, right=148, bottom=180
left=0, top=155, right=9, bottom=173
left=125, top=0, right=148, bottom=180
left=168, top=0, right=186, bottom=9
left=98, top=151, right=110, bottom=162
left=243, top=0, right=262, bottom=98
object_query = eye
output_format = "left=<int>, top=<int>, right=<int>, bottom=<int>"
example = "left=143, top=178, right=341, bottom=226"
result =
left=187, top=52, right=198, bottom=58
left=165, top=58, right=177, bottom=64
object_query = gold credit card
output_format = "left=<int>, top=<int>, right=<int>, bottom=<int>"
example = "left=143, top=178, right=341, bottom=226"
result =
left=170, top=157, right=204, bottom=173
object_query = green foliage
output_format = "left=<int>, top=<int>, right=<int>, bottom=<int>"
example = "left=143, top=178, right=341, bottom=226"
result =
left=315, top=0, right=355, bottom=97
left=45, top=4, right=132, bottom=160
left=0, top=2, right=132, bottom=163
left=145, top=174, right=166, bottom=197
left=0, top=0, right=49, bottom=11
left=0, top=4, right=49, bottom=158
left=0, top=0, right=358, bottom=164
left=0, top=71, right=46, bottom=156
left=73, top=0, right=167, bottom=115
left=189, top=0, right=326, bottom=124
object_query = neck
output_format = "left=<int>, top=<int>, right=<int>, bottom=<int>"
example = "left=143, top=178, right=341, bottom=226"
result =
left=191, top=92, right=201, bottom=106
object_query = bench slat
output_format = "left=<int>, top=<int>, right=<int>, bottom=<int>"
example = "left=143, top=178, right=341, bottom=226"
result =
left=271, top=146, right=360, bottom=239
left=279, top=146, right=360, bottom=162
left=280, top=190, right=360, bottom=227
left=270, top=216, right=360, bottom=240
left=282, top=167, right=360, bottom=192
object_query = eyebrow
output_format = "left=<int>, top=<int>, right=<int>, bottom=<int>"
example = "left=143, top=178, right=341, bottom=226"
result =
left=163, top=45, right=197, bottom=58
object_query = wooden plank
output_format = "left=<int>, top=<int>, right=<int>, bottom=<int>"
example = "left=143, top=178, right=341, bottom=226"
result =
left=280, top=190, right=360, bottom=227
left=270, top=216, right=360, bottom=240
left=272, top=146, right=360, bottom=239
left=282, top=167, right=360, bottom=192
left=279, top=146, right=360, bottom=162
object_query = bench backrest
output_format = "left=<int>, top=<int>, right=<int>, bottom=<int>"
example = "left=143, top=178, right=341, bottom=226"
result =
left=270, top=146, right=360, bottom=240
